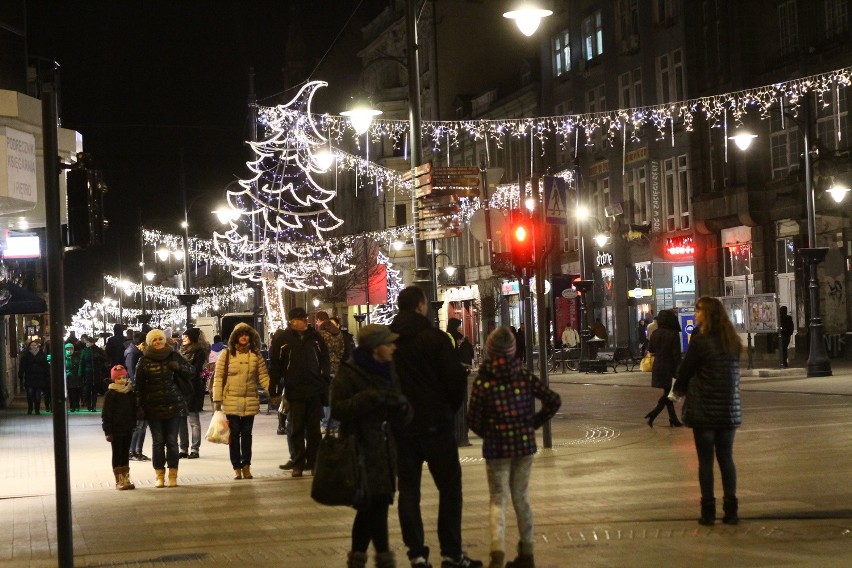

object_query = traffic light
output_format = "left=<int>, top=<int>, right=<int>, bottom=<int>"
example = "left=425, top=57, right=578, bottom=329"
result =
left=65, top=167, right=108, bottom=248
left=510, top=215, right=535, bottom=268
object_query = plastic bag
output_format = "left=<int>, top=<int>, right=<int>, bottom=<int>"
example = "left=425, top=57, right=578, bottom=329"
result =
left=668, top=378, right=682, bottom=402
left=205, top=410, right=230, bottom=444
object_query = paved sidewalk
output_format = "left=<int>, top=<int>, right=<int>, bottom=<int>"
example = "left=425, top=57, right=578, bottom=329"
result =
left=1, top=360, right=851, bottom=567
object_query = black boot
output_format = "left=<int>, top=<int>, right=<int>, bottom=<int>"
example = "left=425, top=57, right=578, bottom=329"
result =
left=276, top=412, right=287, bottom=435
left=722, top=497, right=739, bottom=525
left=665, top=400, right=683, bottom=427
left=699, top=498, right=716, bottom=525
left=644, top=399, right=665, bottom=427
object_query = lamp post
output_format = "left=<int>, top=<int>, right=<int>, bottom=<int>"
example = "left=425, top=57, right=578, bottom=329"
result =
left=731, top=94, right=848, bottom=377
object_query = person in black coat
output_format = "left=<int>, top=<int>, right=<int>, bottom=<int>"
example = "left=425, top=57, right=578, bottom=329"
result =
left=388, top=286, right=479, bottom=568
left=330, top=324, right=412, bottom=568
left=268, top=307, right=330, bottom=477
left=19, top=339, right=50, bottom=414
left=644, top=309, right=683, bottom=427
left=674, top=296, right=743, bottom=526
left=178, top=328, right=210, bottom=459
left=102, top=365, right=137, bottom=490
left=134, top=328, right=193, bottom=488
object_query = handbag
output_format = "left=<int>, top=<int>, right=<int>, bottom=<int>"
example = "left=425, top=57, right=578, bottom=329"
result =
left=311, top=428, right=369, bottom=509
left=640, top=352, right=655, bottom=372
left=205, top=410, right=230, bottom=444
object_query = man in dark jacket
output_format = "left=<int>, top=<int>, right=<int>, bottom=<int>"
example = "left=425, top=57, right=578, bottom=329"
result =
left=268, top=307, right=330, bottom=477
left=389, top=286, right=481, bottom=568
left=105, top=324, right=127, bottom=367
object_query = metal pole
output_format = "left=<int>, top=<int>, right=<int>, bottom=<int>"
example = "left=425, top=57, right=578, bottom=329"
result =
left=248, top=68, right=264, bottom=340
left=139, top=213, right=147, bottom=317
left=42, top=70, right=75, bottom=567
left=407, top=0, right=433, bottom=308
left=802, top=93, right=832, bottom=377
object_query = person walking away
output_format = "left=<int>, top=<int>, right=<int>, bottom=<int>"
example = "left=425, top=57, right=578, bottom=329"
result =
left=779, top=306, right=794, bottom=368
left=78, top=337, right=106, bottom=412
left=65, top=343, right=83, bottom=412
left=134, top=328, right=192, bottom=488
left=105, top=324, right=127, bottom=367
left=637, top=318, right=649, bottom=355
left=102, top=365, right=137, bottom=490
left=514, top=324, right=526, bottom=363
left=212, top=323, right=270, bottom=480
left=19, top=339, right=50, bottom=415
left=330, top=324, right=413, bottom=568
left=468, top=327, right=561, bottom=568
left=332, top=317, right=356, bottom=361
left=316, top=310, right=345, bottom=433
left=178, top=328, right=210, bottom=459
left=644, top=309, right=683, bottom=427
left=389, top=286, right=482, bottom=568
left=269, top=307, right=330, bottom=477
left=674, top=296, right=743, bottom=526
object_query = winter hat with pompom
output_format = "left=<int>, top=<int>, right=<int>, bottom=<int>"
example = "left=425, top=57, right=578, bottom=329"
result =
left=110, top=365, right=129, bottom=382
left=486, top=326, right=517, bottom=360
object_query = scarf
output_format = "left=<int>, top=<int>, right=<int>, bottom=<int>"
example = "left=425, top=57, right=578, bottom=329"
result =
left=352, top=346, right=393, bottom=383
left=108, top=382, right=132, bottom=394
left=143, top=344, right=174, bottom=361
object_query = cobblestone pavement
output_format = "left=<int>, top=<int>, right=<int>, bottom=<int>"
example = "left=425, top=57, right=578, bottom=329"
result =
left=1, top=362, right=851, bottom=567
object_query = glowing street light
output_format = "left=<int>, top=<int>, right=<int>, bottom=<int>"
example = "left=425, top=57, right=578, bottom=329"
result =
left=503, top=3, right=553, bottom=36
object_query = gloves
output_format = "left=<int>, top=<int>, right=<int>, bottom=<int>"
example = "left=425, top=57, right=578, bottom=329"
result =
left=166, top=361, right=180, bottom=371
left=105, top=434, right=113, bottom=442
left=213, top=402, right=222, bottom=412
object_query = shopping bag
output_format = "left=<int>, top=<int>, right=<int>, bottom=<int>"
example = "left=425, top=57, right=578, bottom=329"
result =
left=205, top=410, right=230, bottom=444
left=668, top=378, right=682, bottom=402
left=640, top=353, right=655, bottom=372
left=311, top=429, right=369, bottom=509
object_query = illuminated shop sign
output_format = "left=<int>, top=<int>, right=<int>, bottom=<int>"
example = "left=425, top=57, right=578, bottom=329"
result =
left=595, top=251, right=613, bottom=267
left=666, top=236, right=695, bottom=256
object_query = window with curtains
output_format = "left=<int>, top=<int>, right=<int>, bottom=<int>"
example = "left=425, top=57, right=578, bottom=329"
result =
left=627, top=166, right=648, bottom=224
left=582, top=10, right=604, bottom=61
left=662, top=155, right=691, bottom=231
left=553, top=29, right=571, bottom=77
left=816, top=86, right=849, bottom=151
left=619, top=68, right=642, bottom=109
left=656, top=49, right=685, bottom=104
left=769, top=111, right=800, bottom=179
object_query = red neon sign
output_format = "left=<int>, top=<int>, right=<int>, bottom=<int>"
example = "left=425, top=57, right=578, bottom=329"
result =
left=666, top=236, right=695, bottom=256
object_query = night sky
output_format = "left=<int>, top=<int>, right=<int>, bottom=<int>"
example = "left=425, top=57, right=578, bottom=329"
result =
left=25, top=0, right=387, bottom=318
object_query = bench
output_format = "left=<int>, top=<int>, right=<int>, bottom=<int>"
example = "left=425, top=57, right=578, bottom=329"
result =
left=579, top=348, right=642, bottom=373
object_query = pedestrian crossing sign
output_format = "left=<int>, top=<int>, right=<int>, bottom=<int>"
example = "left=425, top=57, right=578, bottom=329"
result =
left=543, top=176, right=568, bottom=225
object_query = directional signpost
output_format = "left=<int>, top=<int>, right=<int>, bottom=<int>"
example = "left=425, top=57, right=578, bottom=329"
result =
left=408, top=163, right=482, bottom=241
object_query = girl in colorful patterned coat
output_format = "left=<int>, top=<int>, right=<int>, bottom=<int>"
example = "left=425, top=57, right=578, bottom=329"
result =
left=468, top=327, right=562, bottom=568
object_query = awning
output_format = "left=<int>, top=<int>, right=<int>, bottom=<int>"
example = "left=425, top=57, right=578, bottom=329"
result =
left=0, top=283, right=47, bottom=315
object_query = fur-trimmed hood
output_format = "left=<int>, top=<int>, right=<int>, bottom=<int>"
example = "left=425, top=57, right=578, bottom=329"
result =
left=227, top=322, right=262, bottom=355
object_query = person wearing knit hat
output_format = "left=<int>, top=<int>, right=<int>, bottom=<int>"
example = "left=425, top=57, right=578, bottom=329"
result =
left=330, top=324, right=411, bottom=567
left=146, top=328, right=166, bottom=347
left=102, top=365, right=137, bottom=490
left=135, top=326, right=192, bottom=488
left=485, top=326, right=517, bottom=361
left=468, top=326, right=562, bottom=568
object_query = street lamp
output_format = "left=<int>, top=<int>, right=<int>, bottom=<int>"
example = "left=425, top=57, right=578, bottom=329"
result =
left=431, top=247, right=455, bottom=328
left=732, top=94, right=848, bottom=377
left=503, top=3, right=553, bottom=36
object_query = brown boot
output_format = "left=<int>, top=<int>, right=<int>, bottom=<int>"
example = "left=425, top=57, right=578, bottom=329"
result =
left=346, top=550, right=368, bottom=568
left=154, top=468, right=166, bottom=488
left=488, top=550, right=505, bottom=568
left=234, top=468, right=243, bottom=480
left=242, top=465, right=253, bottom=479
left=120, top=466, right=136, bottom=490
left=167, top=468, right=178, bottom=487
left=113, top=467, right=123, bottom=490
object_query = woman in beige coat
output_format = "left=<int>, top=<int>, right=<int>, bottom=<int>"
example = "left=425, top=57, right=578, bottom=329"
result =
left=212, top=323, right=270, bottom=480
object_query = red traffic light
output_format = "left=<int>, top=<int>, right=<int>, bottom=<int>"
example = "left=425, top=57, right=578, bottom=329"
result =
left=510, top=216, right=535, bottom=268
